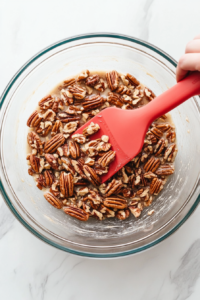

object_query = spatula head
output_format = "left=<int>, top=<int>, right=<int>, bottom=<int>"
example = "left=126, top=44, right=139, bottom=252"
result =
left=73, top=107, right=149, bottom=183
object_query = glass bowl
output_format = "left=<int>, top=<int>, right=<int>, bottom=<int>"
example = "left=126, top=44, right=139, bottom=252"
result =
left=0, top=33, right=200, bottom=258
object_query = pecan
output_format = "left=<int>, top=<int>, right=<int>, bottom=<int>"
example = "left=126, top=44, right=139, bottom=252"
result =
left=128, top=174, right=135, bottom=189
left=166, top=131, right=176, bottom=143
left=164, top=144, right=177, bottom=162
left=77, top=187, right=89, bottom=196
left=62, top=78, right=76, bottom=88
left=69, top=140, right=80, bottom=159
left=38, top=95, right=54, bottom=111
left=129, top=206, right=141, bottom=218
left=144, top=171, right=157, bottom=179
left=154, top=123, right=172, bottom=132
left=98, top=150, right=116, bottom=167
left=45, top=154, right=59, bottom=170
left=86, top=75, right=100, bottom=86
left=94, top=78, right=108, bottom=92
left=104, top=196, right=127, bottom=209
left=44, top=193, right=63, bottom=209
left=121, top=187, right=132, bottom=198
left=96, top=141, right=111, bottom=152
left=36, top=174, right=46, bottom=190
left=116, top=209, right=130, bottom=220
left=49, top=181, right=60, bottom=198
left=27, top=132, right=43, bottom=155
left=92, top=209, right=104, bottom=220
left=125, top=73, right=140, bottom=86
left=104, top=179, right=122, bottom=196
left=146, top=133, right=158, bottom=144
left=77, top=70, right=90, bottom=81
left=82, top=94, right=104, bottom=111
left=68, top=85, right=86, bottom=100
left=60, top=89, right=74, bottom=105
left=156, top=164, right=175, bottom=176
left=99, top=204, right=115, bottom=218
left=83, top=122, right=100, bottom=136
left=39, top=109, right=56, bottom=122
left=61, top=158, right=76, bottom=175
left=72, top=133, right=87, bottom=144
left=83, top=165, right=101, bottom=186
left=29, top=154, right=40, bottom=173
left=52, top=97, right=64, bottom=113
left=66, top=105, right=82, bottom=115
left=154, top=138, right=165, bottom=156
left=71, top=159, right=87, bottom=179
left=60, top=172, right=74, bottom=197
left=44, top=133, right=65, bottom=153
left=107, top=92, right=123, bottom=107
left=115, top=85, right=132, bottom=95
left=44, top=170, right=54, bottom=186
left=51, top=120, right=63, bottom=136
left=63, top=121, right=78, bottom=134
left=144, top=88, right=156, bottom=101
left=57, top=144, right=70, bottom=157
left=144, top=157, right=161, bottom=173
left=27, top=110, right=42, bottom=127
left=150, top=178, right=163, bottom=195
left=106, top=71, right=119, bottom=91
left=63, top=205, right=89, bottom=221
left=93, top=163, right=108, bottom=175
left=56, top=112, right=81, bottom=123
left=150, top=127, right=163, bottom=138
left=36, top=121, right=52, bottom=137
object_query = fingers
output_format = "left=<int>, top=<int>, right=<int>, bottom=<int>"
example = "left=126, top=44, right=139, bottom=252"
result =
left=185, top=39, right=200, bottom=53
left=176, top=53, right=200, bottom=82
left=194, top=34, right=200, bottom=40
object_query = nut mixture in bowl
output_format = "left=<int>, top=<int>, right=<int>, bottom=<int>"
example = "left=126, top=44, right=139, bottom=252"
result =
left=26, top=70, right=178, bottom=222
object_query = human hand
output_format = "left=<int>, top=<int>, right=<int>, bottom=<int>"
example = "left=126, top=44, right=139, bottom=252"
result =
left=176, top=34, right=200, bottom=82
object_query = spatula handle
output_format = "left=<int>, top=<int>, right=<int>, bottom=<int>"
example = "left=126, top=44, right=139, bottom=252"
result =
left=144, top=71, right=200, bottom=124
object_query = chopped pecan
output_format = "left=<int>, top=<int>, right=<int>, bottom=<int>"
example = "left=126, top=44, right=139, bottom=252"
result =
left=150, top=178, right=163, bottom=195
left=39, top=109, right=56, bottom=122
left=61, top=157, right=75, bottom=175
left=94, top=78, right=108, bottom=92
left=83, top=165, right=101, bottom=186
left=27, top=110, right=42, bottom=127
left=36, top=121, right=52, bottom=137
left=60, top=89, right=74, bottom=105
left=63, top=121, right=78, bottom=134
left=99, top=204, right=115, bottom=218
left=63, top=205, right=89, bottom=221
left=51, top=120, right=63, bottom=136
left=82, top=94, right=104, bottom=111
left=129, top=174, right=135, bottom=189
left=129, top=206, right=141, bottom=218
left=44, top=192, right=63, bottom=209
left=71, top=159, right=87, bottom=179
left=104, top=196, right=127, bottom=209
left=125, top=73, right=140, bottom=86
left=144, top=171, right=157, bottom=179
left=77, top=187, right=89, bottom=196
left=69, top=140, right=80, bottom=159
left=93, top=163, right=108, bottom=175
left=44, top=133, right=65, bottom=153
left=38, top=95, right=54, bottom=111
left=121, top=187, right=132, bottom=198
left=166, top=131, right=176, bottom=143
left=144, top=157, right=161, bottom=173
left=27, top=131, right=43, bottom=155
left=66, top=105, right=83, bottom=115
left=56, top=112, right=81, bottom=123
left=36, top=174, right=46, bottom=190
left=86, top=74, right=100, bottom=86
left=72, top=133, right=87, bottom=144
left=44, top=170, right=54, bottom=186
left=52, top=97, right=64, bottom=113
left=104, top=179, right=122, bottom=197
left=45, top=154, right=59, bottom=170
left=144, top=88, right=156, bottom=101
left=60, top=172, right=74, bottom=197
left=154, top=138, right=165, bottom=156
left=156, top=164, right=175, bottom=175
left=154, top=123, right=172, bottom=132
left=77, top=70, right=90, bottom=81
left=146, top=133, right=158, bottom=144
left=107, top=92, right=123, bottom=107
left=83, top=122, right=100, bottom=136
left=106, top=71, right=119, bottom=91
left=98, top=150, right=116, bottom=167
left=164, top=144, right=177, bottom=162
left=68, top=85, right=86, bottom=100
left=91, top=209, right=104, bottom=220
left=116, top=209, right=130, bottom=220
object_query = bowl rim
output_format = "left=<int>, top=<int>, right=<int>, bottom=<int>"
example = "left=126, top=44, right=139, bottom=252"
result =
left=0, top=32, right=200, bottom=258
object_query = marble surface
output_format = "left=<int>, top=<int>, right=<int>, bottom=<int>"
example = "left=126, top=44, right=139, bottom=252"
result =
left=1, top=0, right=200, bottom=299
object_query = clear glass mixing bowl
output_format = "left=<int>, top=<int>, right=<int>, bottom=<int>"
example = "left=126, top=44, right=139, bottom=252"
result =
left=1, top=33, right=200, bottom=258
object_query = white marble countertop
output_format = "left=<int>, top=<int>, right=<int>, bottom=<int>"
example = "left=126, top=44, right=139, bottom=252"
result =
left=1, top=0, right=200, bottom=299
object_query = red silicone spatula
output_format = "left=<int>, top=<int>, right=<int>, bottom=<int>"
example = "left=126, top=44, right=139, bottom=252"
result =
left=73, top=71, right=200, bottom=183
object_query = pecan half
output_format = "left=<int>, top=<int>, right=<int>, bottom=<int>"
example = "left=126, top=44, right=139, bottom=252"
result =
left=104, top=196, right=127, bottom=209
left=164, top=144, right=177, bottom=162
left=61, top=158, right=76, bottom=175
left=44, top=133, right=65, bottom=153
left=69, top=140, right=80, bottom=159
left=144, top=157, right=161, bottom=173
left=154, top=123, right=172, bottom=132
left=36, top=121, right=52, bottom=137
left=94, top=78, right=108, bottom=92
left=98, top=150, right=116, bottom=167
left=68, top=85, right=86, bottom=100
left=115, top=85, right=132, bottom=95
left=60, top=172, right=74, bottom=197
left=77, top=70, right=90, bottom=81
left=44, top=193, right=63, bottom=209
left=29, top=154, right=40, bottom=173
left=36, top=174, right=46, bottom=190
left=93, top=163, right=108, bottom=175
left=150, top=127, right=163, bottom=138
left=62, top=78, right=76, bottom=88
left=45, top=154, right=59, bottom=170
left=82, top=94, right=104, bottom=111
left=52, top=97, right=64, bottom=113
left=60, top=89, right=74, bottom=105
left=44, top=170, right=54, bottom=186
left=56, top=112, right=81, bottom=123
left=83, top=122, right=100, bottom=136
left=104, top=179, right=122, bottom=197
left=107, top=92, right=123, bottom=107
left=150, top=178, right=163, bottom=195
left=27, top=110, right=42, bottom=127
left=106, top=71, right=119, bottom=91
left=63, top=121, right=78, bottom=134
left=71, top=159, right=87, bottom=179
left=86, top=75, right=100, bottom=86
left=83, top=165, right=101, bottom=186
left=116, top=209, right=130, bottom=220
left=154, top=138, right=166, bottom=156
left=39, top=95, right=54, bottom=111
left=125, top=73, right=140, bottom=87
left=51, top=120, right=63, bottom=136
left=144, top=88, right=156, bottom=101
left=27, top=132, right=43, bottom=155
left=72, top=133, right=87, bottom=144
left=156, top=164, right=175, bottom=175
left=99, top=204, right=115, bottom=218
left=166, top=130, right=176, bottom=143
left=64, top=205, right=89, bottom=221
